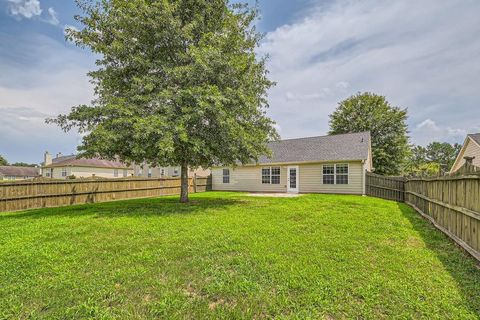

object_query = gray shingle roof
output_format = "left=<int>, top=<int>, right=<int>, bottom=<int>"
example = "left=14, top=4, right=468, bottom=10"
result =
left=468, top=133, right=480, bottom=145
left=0, top=166, right=40, bottom=177
left=257, top=131, right=371, bottom=164
left=46, top=155, right=131, bottom=169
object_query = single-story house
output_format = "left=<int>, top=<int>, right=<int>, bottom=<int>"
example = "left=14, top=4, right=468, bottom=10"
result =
left=0, top=166, right=40, bottom=181
left=450, top=133, right=480, bottom=173
left=212, top=131, right=372, bottom=195
left=41, top=152, right=134, bottom=179
left=133, top=164, right=210, bottom=178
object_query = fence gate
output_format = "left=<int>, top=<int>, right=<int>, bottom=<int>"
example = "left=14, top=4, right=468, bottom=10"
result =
left=366, top=172, right=405, bottom=202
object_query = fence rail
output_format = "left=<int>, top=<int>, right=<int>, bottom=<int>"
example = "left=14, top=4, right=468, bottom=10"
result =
left=366, top=171, right=480, bottom=262
left=0, top=176, right=212, bottom=212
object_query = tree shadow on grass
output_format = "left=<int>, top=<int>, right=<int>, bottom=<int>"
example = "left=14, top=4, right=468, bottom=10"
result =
left=0, top=195, right=246, bottom=220
left=397, top=202, right=480, bottom=316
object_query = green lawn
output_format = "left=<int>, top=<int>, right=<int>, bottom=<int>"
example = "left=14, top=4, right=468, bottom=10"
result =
left=1, top=192, right=479, bottom=319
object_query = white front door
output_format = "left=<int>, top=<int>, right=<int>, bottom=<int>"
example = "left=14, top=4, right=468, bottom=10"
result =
left=287, top=166, right=299, bottom=193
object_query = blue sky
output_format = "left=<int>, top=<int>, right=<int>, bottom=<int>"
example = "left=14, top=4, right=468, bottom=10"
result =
left=1, top=0, right=480, bottom=164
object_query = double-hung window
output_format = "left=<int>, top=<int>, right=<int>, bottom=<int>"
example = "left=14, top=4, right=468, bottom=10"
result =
left=322, top=164, right=349, bottom=185
left=148, top=168, right=152, bottom=178
left=223, top=169, right=230, bottom=184
left=114, top=169, right=118, bottom=177
left=123, top=169, right=128, bottom=177
left=262, top=167, right=281, bottom=184
left=61, top=168, right=67, bottom=177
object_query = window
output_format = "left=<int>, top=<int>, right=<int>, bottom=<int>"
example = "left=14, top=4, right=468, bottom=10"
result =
left=173, top=168, right=179, bottom=176
left=322, top=165, right=335, bottom=184
left=322, top=164, right=349, bottom=185
left=336, top=164, right=349, bottom=184
left=161, top=168, right=166, bottom=176
left=223, top=169, right=230, bottom=183
left=123, top=169, right=128, bottom=177
left=148, top=168, right=152, bottom=178
left=45, top=170, right=51, bottom=177
left=61, top=168, right=67, bottom=177
left=114, top=169, right=118, bottom=177
left=262, top=167, right=281, bottom=184
left=261, top=168, right=270, bottom=184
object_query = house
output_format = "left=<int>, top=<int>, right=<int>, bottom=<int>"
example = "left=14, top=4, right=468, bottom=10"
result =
left=133, top=164, right=211, bottom=178
left=41, top=152, right=134, bottom=179
left=0, top=166, right=40, bottom=181
left=450, top=133, right=480, bottom=173
left=212, top=132, right=372, bottom=195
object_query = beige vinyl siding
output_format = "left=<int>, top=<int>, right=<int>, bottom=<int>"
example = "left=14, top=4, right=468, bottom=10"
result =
left=451, top=138, right=480, bottom=172
left=212, top=161, right=364, bottom=194
left=212, top=166, right=287, bottom=192
left=298, top=162, right=363, bottom=194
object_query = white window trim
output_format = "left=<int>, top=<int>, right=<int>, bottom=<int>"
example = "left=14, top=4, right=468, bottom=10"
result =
left=322, top=163, right=349, bottom=185
left=61, top=167, right=68, bottom=177
left=114, top=169, right=119, bottom=177
left=223, top=168, right=230, bottom=184
left=261, top=166, right=281, bottom=185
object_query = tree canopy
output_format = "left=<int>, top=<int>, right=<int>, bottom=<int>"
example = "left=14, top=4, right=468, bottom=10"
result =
left=49, top=0, right=277, bottom=202
left=403, top=142, right=461, bottom=176
left=329, top=92, right=409, bottom=175
left=0, top=155, right=7, bottom=166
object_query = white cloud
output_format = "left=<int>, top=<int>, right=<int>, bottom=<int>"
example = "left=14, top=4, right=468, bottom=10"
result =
left=0, top=32, right=95, bottom=163
left=45, top=7, right=59, bottom=25
left=259, top=0, right=480, bottom=144
left=6, top=0, right=41, bottom=19
left=413, top=119, right=466, bottom=145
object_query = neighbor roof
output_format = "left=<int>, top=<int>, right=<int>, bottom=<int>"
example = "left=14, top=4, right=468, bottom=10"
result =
left=257, top=131, right=371, bottom=164
left=468, top=133, right=480, bottom=145
left=0, top=166, right=40, bottom=177
left=45, top=155, right=131, bottom=169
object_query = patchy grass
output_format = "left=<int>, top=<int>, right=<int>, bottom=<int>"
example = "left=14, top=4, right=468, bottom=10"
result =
left=0, top=192, right=479, bottom=319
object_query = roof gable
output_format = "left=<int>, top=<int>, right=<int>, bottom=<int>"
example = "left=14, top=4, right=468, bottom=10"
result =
left=257, top=132, right=371, bottom=164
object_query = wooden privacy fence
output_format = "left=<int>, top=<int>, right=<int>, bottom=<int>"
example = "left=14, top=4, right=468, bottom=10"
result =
left=366, top=171, right=480, bottom=262
left=405, top=176, right=480, bottom=261
left=0, top=176, right=212, bottom=212
left=366, top=172, right=405, bottom=202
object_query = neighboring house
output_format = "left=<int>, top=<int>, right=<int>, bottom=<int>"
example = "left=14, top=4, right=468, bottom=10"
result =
left=450, top=133, right=480, bottom=173
left=41, top=152, right=134, bottom=179
left=212, top=132, right=372, bottom=195
left=134, top=164, right=211, bottom=178
left=0, top=166, right=40, bottom=181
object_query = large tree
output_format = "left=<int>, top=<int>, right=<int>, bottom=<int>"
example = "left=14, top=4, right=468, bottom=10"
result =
left=329, top=92, right=409, bottom=175
left=49, top=0, right=277, bottom=202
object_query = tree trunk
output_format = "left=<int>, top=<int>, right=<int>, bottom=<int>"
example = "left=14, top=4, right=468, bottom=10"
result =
left=180, top=163, right=189, bottom=203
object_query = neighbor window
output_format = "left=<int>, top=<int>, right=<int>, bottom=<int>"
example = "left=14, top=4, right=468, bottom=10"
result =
left=323, top=164, right=349, bottom=185
left=336, top=164, right=349, bottom=185
left=160, top=168, right=166, bottom=176
left=173, top=168, right=179, bottom=176
left=223, top=169, right=230, bottom=183
left=114, top=169, right=118, bottom=177
left=61, top=168, right=67, bottom=177
left=148, top=168, right=152, bottom=178
left=262, top=167, right=281, bottom=184
left=123, top=169, right=128, bottom=177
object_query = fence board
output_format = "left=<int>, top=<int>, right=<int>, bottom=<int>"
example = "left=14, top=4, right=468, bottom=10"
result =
left=0, top=176, right=212, bottom=212
left=366, top=172, right=405, bottom=202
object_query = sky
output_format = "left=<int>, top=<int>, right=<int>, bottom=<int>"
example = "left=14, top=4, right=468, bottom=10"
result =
left=1, top=0, right=480, bottom=164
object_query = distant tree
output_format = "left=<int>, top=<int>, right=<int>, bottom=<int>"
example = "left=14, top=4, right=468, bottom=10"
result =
left=48, top=0, right=277, bottom=203
left=11, top=162, right=37, bottom=167
left=425, top=142, right=462, bottom=169
left=0, top=155, right=8, bottom=166
left=329, top=92, right=409, bottom=175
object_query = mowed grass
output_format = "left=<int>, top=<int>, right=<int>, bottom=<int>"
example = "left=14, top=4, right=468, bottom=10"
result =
left=1, top=192, right=479, bottom=319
